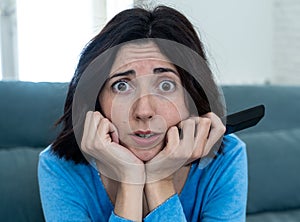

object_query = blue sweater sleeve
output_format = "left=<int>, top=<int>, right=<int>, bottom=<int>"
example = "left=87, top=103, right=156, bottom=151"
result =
left=38, top=147, right=134, bottom=222
left=200, top=135, right=248, bottom=222
left=38, top=149, right=92, bottom=221
left=144, top=194, right=186, bottom=221
left=109, top=212, right=134, bottom=222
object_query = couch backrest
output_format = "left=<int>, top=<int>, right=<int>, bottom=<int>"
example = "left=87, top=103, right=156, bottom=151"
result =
left=0, top=81, right=67, bottom=148
left=1, top=82, right=300, bottom=220
left=222, top=85, right=300, bottom=214
left=0, top=81, right=67, bottom=222
left=222, top=85, right=300, bottom=132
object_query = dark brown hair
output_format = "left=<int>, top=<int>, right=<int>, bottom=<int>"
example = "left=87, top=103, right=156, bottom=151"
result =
left=51, top=5, right=224, bottom=164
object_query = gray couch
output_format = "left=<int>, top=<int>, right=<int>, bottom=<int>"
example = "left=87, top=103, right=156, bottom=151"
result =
left=0, top=81, right=299, bottom=222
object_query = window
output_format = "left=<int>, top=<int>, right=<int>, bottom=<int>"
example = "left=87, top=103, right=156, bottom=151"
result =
left=0, top=0, right=133, bottom=82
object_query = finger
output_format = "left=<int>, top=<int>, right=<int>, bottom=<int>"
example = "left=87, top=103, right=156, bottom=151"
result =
left=192, top=116, right=211, bottom=158
left=97, top=118, right=111, bottom=142
left=81, top=111, right=94, bottom=150
left=90, top=111, right=102, bottom=139
left=178, top=118, right=196, bottom=154
left=164, top=126, right=180, bottom=153
left=84, top=112, right=102, bottom=152
left=179, top=118, right=195, bottom=141
left=96, top=117, right=119, bottom=144
left=202, top=112, right=226, bottom=156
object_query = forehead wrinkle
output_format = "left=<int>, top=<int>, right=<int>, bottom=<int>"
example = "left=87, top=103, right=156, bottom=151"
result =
left=110, top=58, right=174, bottom=77
left=113, top=43, right=171, bottom=68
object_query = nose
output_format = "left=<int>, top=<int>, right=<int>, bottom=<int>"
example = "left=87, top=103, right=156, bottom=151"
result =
left=132, top=95, right=155, bottom=121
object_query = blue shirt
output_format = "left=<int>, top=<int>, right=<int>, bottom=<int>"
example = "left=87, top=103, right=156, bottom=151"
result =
left=38, top=134, right=247, bottom=221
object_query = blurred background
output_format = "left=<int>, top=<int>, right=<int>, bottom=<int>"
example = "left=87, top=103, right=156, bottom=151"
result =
left=0, top=0, right=299, bottom=85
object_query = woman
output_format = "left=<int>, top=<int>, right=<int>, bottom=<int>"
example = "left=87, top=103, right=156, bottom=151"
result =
left=38, top=5, right=247, bottom=222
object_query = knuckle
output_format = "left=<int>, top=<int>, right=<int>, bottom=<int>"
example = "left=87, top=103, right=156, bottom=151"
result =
left=204, top=112, right=213, bottom=118
left=216, top=123, right=226, bottom=134
left=200, top=117, right=212, bottom=126
left=100, top=118, right=109, bottom=125
left=193, top=148, right=204, bottom=158
left=83, top=141, right=94, bottom=153
left=93, top=111, right=102, bottom=120
left=86, top=110, right=93, bottom=117
left=168, top=126, right=177, bottom=135
left=220, top=124, right=226, bottom=133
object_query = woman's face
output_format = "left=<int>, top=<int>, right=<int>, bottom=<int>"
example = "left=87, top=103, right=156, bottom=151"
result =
left=99, top=42, right=190, bottom=161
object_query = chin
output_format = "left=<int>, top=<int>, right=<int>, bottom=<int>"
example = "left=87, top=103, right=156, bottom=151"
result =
left=130, top=147, right=161, bottom=162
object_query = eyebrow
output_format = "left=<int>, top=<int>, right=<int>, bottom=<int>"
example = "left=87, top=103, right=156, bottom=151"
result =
left=108, top=70, right=136, bottom=80
left=153, top=67, right=178, bottom=75
left=108, top=67, right=178, bottom=80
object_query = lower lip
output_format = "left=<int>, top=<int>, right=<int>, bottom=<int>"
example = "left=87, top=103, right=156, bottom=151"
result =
left=130, top=134, right=162, bottom=147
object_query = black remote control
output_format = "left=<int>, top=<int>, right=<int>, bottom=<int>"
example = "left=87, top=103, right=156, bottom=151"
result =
left=224, top=104, right=265, bottom=135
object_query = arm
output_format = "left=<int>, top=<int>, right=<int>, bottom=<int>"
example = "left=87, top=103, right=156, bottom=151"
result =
left=201, top=135, right=248, bottom=222
left=38, top=149, right=93, bottom=222
left=144, top=178, right=175, bottom=211
left=38, top=148, right=141, bottom=222
left=143, top=113, right=226, bottom=221
left=143, top=178, right=187, bottom=221
left=81, top=111, right=145, bottom=221
left=114, top=183, right=144, bottom=221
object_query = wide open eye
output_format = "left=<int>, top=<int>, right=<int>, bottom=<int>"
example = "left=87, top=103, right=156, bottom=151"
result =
left=112, top=80, right=133, bottom=93
left=158, top=80, right=176, bottom=92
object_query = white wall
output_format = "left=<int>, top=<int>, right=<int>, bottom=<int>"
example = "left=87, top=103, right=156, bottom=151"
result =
left=272, top=0, right=300, bottom=85
left=149, top=0, right=274, bottom=85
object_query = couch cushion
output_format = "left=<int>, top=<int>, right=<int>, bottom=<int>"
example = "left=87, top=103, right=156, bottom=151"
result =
left=239, top=128, right=300, bottom=214
left=0, top=147, right=45, bottom=222
left=0, top=81, right=67, bottom=148
left=247, top=208, right=300, bottom=222
left=222, top=85, right=300, bottom=133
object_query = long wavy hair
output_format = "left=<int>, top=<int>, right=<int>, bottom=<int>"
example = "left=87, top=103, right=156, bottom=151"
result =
left=51, top=5, right=225, bottom=164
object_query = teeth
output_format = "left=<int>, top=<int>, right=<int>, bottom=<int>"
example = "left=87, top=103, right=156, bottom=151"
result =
left=137, top=134, right=154, bottom=138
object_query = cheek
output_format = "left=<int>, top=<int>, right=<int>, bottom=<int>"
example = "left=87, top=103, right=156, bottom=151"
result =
left=99, top=91, right=126, bottom=120
left=158, top=100, right=189, bottom=127
left=110, top=98, right=131, bottom=129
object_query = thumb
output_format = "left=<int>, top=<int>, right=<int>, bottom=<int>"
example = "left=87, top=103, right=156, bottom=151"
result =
left=165, top=126, right=180, bottom=152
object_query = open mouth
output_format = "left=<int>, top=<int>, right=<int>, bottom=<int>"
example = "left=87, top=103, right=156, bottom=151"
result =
left=130, top=130, right=162, bottom=148
left=135, top=133, right=155, bottom=138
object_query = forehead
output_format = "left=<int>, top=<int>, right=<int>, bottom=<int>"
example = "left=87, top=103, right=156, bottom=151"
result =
left=110, top=42, right=173, bottom=73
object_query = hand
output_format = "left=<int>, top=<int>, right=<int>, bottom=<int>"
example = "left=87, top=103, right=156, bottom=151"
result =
left=143, top=118, right=199, bottom=210
left=81, top=111, right=145, bottom=184
left=145, top=112, right=225, bottom=183
left=145, top=117, right=197, bottom=183
left=184, top=112, right=226, bottom=165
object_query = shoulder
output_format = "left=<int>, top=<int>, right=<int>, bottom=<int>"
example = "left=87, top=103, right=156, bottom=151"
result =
left=199, top=134, right=248, bottom=190
left=196, top=134, right=246, bottom=171
left=216, top=134, right=247, bottom=169
left=195, top=134, right=247, bottom=219
left=38, top=145, right=99, bottom=202
left=181, top=135, right=247, bottom=221
left=222, top=133, right=246, bottom=154
left=39, top=145, right=76, bottom=171
left=38, top=147, right=108, bottom=221
left=219, top=134, right=247, bottom=164
left=38, top=145, right=95, bottom=185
